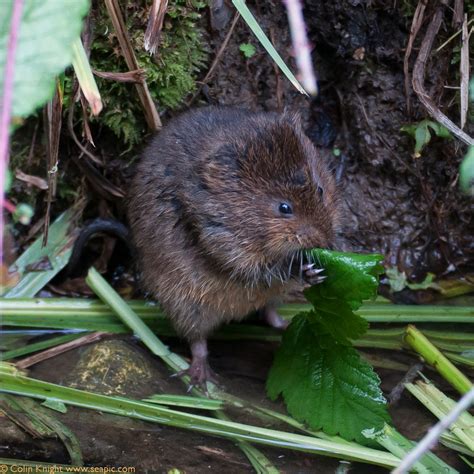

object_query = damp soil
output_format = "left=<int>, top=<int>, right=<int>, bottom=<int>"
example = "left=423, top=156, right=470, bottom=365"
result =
left=0, top=336, right=469, bottom=473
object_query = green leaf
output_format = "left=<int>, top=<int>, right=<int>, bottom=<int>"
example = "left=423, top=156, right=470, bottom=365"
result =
left=42, top=398, right=68, bottom=413
left=267, top=315, right=390, bottom=443
left=0, top=0, right=89, bottom=118
left=385, top=267, right=407, bottom=292
left=239, top=43, right=256, bottom=58
left=415, top=123, right=431, bottom=154
left=407, top=272, right=436, bottom=290
left=309, top=302, right=368, bottom=345
left=305, top=249, right=383, bottom=310
left=460, top=146, right=474, bottom=196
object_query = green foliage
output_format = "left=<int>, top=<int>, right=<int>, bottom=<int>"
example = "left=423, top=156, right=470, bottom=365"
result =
left=89, top=0, right=208, bottom=145
left=267, top=250, right=390, bottom=443
left=5, top=170, right=12, bottom=192
left=13, top=203, right=34, bottom=225
left=0, top=0, right=89, bottom=118
left=460, top=146, right=474, bottom=196
left=305, top=249, right=384, bottom=310
left=401, top=119, right=451, bottom=157
left=386, top=267, right=436, bottom=292
left=239, top=43, right=256, bottom=58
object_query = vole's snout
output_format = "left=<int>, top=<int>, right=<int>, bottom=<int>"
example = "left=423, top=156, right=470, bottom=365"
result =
left=296, top=226, right=333, bottom=250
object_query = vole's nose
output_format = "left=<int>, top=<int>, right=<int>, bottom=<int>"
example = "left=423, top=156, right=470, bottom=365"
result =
left=297, top=228, right=330, bottom=249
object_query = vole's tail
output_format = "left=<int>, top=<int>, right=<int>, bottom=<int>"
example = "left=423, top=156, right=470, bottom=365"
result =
left=66, top=218, right=132, bottom=277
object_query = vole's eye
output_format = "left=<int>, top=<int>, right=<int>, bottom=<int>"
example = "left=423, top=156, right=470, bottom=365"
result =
left=317, top=186, right=324, bottom=199
left=278, top=202, right=293, bottom=216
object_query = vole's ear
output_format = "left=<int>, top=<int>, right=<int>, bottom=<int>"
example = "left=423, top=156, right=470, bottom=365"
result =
left=281, top=107, right=303, bottom=130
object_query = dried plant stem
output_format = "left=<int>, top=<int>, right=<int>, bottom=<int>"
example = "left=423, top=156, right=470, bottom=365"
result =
left=412, top=1, right=474, bottom=146
left=0, top=0, right=24, bottom=268
left=16, top=332, right=107, bottom=369
left=104, top=0, right=161, bottom=130
left=403, top=0, right=426, bottom=114
left=282, top=0, right=317, bottom=95
left=392, top=387, right=474, bottom=474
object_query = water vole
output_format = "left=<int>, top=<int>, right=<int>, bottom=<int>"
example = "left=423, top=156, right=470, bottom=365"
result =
left=127, top=106, right=339, bottom=385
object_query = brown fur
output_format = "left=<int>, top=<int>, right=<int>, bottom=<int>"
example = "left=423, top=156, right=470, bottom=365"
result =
left=127, top=106, right=339, bottom=343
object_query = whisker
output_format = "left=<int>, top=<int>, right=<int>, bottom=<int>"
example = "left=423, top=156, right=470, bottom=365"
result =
left=288, top=252, right=296, bottom=280
left=299, top=250, right=303, bottom=280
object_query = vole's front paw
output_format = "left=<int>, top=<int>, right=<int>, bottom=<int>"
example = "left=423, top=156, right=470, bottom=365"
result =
left=302, top=263, right=326, bottom=287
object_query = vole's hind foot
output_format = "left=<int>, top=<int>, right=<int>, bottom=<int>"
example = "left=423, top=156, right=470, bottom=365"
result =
left=302, top=263, right=326, bottom=287
left=262, top=306, right=289, bottom=330
left=172, top=340, right=218, bottom=393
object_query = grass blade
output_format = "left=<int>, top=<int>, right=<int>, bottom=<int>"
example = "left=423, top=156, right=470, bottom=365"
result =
left=1, top=333, right=85, bottom=360
left=143, top=394, right=223, bottom=411
left=363, top=423, right=456, bottom=473
left=0, top=362, right=400, bottom=468
left=231, top=0, right=307, bottom=95
left=3, top=209, right=78, bottom=298
left=406, top=380, right=474, bottom=453
left=71, top=38, right=102, bottom=115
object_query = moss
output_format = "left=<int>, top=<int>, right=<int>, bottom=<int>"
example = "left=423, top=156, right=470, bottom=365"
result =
left=89, top=0, right=208, bottom=146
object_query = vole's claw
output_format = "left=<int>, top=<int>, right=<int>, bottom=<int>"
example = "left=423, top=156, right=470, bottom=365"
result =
left=306, top=267, right=325, bottom=277
left=171, top=358, right=219, bottom=395
left=303, top=266, right=326, bottom=286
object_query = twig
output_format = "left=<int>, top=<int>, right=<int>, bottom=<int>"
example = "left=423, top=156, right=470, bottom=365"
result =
left=460, top=14, right=469, bottom=129
left=282, top=0, right=317, bottom=95
left=452, top=0, right=464, bottom=28
left=412, top=2, right=474, bottom=146
left=403, top=0, right=426, bottom=115
left=392, top=386, right=474, bottom=474
left=16, top=332, right=108, bottom=369
left=42, top=80, right=63, bottom=247
left=67, top=85, right=104, bottom=167
left=93, top=69, right=145, bottom=83
left=388, top=362, right=424, bottom=405
left=0, top=0, right=24, bottom=268
left=104, top=0, right=161, bottom=130
left=187, top=12, right=240, bottom=106
left=435, top=18, right=474, bottom=52
left=144, top=0, right=168, bottom=55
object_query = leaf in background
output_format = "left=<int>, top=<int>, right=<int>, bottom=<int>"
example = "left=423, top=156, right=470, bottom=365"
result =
left=305, top=249, right=383, bottom=310
left=3, top=209, right=79, bottom=298
left=460, top=146, right=474, bottom=196
left=71, top=37, right=103, bottom=116
left=267, top=314, right=390, bottom=443
left=42, top=398, right=68, bottom=413
left=0, top=0, right=90, bottom=118
left=415, top=123, right=431, bottom=154
left=239, top=43, right=256, bottom=58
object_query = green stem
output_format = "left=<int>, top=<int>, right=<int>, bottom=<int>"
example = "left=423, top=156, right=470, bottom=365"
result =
left=404, top=326, right=473, bottom=395
left=1, top=333, right=86, bottom=360
left=1, top=298, right=473, bottom=323
left=0, top=364, right=400, bottom=468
